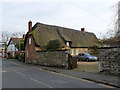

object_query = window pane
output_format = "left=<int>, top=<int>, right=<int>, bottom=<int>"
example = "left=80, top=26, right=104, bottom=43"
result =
left=76, top=49, right=79, bottom=55
left=72, top=49, right=74, bottom=55
left=29, top=38, right=31, bottom=45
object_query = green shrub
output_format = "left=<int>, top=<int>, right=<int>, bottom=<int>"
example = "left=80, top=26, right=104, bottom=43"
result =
left=20, top=53, right=25, bottom=62
left=46, top=39, right=62, bottom=51
left=16, top=39, right=25, bottom=50
left=15, top=54, right=18, bottom=59
left=88, top=45, right=98, bottom=54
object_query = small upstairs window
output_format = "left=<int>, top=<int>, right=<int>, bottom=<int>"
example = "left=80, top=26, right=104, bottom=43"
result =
left=66, top=42, right=69, bottom=46
left=29, top=38, right=31, bottom=45
left=66, top=41, right=72, bottom=47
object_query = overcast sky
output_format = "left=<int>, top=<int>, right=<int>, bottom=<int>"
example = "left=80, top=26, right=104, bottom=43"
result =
left=1, top=0, right=119, bottom=38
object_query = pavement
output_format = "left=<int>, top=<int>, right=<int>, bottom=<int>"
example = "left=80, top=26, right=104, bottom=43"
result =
left=30, top=64, right=120, bottom=88
left=4, top=58, right=120, bottom=88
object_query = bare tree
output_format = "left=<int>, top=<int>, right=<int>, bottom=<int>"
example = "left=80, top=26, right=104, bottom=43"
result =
left=0, top=31, right=24, bottom=57
left=117, top=1, right=120, bottom=45
left=113, top=1, right=120, bottom=46
left=99, top=1, right=120, bottom=46
left=1, top=31, right=24, bottom=43
left=11, top=32, right=24, bottom=38
left=1, top=31, right=9, bottom=43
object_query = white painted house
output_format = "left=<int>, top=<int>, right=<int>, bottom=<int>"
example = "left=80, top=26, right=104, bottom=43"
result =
left=7, top=39, right=18, bottom=57
left=7, top=34, right=25, bottom=58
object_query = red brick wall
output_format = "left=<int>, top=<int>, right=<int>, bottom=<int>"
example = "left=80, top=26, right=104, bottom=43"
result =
left=25, top=35, right=35, bottom=63
left=8, top=51, right=18, bottom=59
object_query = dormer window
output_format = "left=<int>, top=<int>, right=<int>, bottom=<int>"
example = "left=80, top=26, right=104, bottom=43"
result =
left=66, top=41, right=72, bottom=47
left=29, top=38, right=31, bottom=45
left=66, top=42, right=69, bottom=46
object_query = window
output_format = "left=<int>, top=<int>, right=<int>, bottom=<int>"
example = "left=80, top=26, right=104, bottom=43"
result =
left=29, top=38, right=31, bottom=45
left=12, top=52, right=15, bottom=57
left=70, top=49, right=74, bottom=55
left=76, top=49, right=79, bottom=55
left=78, top=54, right=82, bottom=56
left=66, top=42, right=69, bottom=46
left=82, top=54, right=85, bottom=56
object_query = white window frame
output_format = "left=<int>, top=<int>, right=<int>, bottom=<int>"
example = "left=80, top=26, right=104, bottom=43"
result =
left=70, top=49, right=74, bottom=55
left=12, top=52, right=15, bottom=57
left=66, top=42, right=69, bottom=46
left=29, top=38, right=31, bottom=45
left=76, top=49, right=79, bottom=55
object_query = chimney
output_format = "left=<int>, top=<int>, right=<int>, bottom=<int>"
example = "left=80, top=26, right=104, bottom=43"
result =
left=28, top=20, right=32, bottom=32
left=23, top=34, right=26, bottom=39
left=81, top=28, right=85, bottom=32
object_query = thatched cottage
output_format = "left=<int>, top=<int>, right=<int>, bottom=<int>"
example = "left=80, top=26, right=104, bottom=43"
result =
left=24, top=21, right=101, bottom=64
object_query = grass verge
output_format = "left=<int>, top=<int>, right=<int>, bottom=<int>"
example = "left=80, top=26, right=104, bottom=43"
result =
left=74, top=61, right=99, bottom=73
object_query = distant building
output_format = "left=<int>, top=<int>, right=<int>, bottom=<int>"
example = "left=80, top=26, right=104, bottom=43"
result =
left=7, top=34, right=25, bottom=58
left=0, top=42, right=6, bottom=58
left=24, top=21, right=101, bottom=63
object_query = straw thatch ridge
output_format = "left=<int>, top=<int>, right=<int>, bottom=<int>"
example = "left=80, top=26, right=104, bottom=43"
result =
left=26, top=22, right=101, bottom=48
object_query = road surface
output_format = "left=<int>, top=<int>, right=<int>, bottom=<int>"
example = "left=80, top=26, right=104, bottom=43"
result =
left=2, top=59, right=113, bottom=88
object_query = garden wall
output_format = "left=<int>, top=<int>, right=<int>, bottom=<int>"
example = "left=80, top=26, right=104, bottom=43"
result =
left=31, top=50, right=77, bottom=69
left=98, top=48, right=120, bottom=75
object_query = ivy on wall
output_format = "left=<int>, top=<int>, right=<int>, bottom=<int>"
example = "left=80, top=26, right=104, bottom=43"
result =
left=16, top=39, right=25, bottom=50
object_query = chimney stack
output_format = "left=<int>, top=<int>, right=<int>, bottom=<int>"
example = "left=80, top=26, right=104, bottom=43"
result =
left=81, top=28, right=85, bottom=32
left=28, top=20, right=32, bottom=32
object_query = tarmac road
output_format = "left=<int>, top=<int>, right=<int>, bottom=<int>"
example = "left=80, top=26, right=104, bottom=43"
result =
left=2, top=59, right=112, bottom=88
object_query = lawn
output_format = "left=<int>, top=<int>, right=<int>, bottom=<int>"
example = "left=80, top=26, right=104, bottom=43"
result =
left=73, top=61, right=99, bottom=73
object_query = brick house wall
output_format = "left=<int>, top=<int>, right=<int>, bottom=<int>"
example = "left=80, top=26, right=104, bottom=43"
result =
left=25, top=35, right=35, bottom=63
left=7, top=51, right=18, bottom=59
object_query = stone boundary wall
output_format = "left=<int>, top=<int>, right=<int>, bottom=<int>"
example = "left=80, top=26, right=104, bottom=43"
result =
left=32, top=50, right=69, bottom=68
left=98, top=48, right=120, bottom=75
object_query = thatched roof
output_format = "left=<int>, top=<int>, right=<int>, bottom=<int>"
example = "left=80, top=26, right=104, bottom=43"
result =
left=7, top=38, right=22, bottom=46
left=28, top=22, right=101, bottom=48
left=7, top=36, right=25, bottom=47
